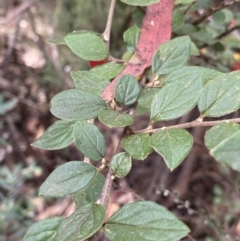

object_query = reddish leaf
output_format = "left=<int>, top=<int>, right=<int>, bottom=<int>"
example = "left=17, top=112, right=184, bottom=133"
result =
left=101, top=0, right=174, bottom=102
left=89, top=59, right=108, bottom=68
left=232, top=62, right=240, bottom=71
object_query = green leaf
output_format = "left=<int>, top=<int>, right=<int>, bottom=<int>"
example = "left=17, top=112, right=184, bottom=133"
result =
left=191, top=28, right=213, bottom=44
left=122, top=134, right=153, bottom=160
left=98, top=110, right=133, bottom=128
left=57, top=203, right=105, bottom=241
left=23, top=217, right=63, bottom=241
left=73, top=121, right=105, bottom=161
left=72, top=172, right=104, bottom=207
left=135, top=105, right=150, bottom=116
left=150, top=129, right=193, bottom=170
left=39, top=161, right=100, bottom=197
left=31, top=121, right=74, bottom=150
left=221, top=9, right=233, bottom=24
left=175, top=0, right=195, bottom=4
left=115, top=75, right=140, bottom=106
left=104, top=201, right=190, bottom=241
left=193, top=0, right=210, bottom=8
left=152, top=36, right=191, bottom=75
left=212, top=10, right=226, bottom=24
left=137, top=88, right=159, bottom=110
left=176, top=24, right=199, bottom=35
left=0, top=98, right=18, bottom=115
left=110, top=152, right=132, bottom=178
left=48, top=38, right=66, bottom=45
left=198, top=72, right=240, bottom=117
left=164, top=66, right=222, bottom=85
left=132, top=7, right=144, bottom=28
left=172, top=8, right=184, bottom=32
left=50, top=89, right=107, bottom=121
left=65, top=31, right=109, bottom=61
left=120, top=0, right=159, bottom=6
left=151, top=73, right=202, bottom=121
left=123, top=25, right=140, bottom=53
left=71, top=71, right=109, bottom=95
left=190, top=41, right=199, bottom=56
left=90, top=63, right=124, bottom=80
left=205, top=123, right=240, bottom=172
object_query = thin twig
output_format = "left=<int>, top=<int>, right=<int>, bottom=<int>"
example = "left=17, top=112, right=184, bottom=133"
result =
left=192, top=0, right=240, bottom=25
left=0, top=0, right=43, bottom=25
left=90, top=108, right=136, bottom=241
left=201, top=24, right=240, bottom=49
left=183, top=1, right=195, bottom=15
left=102, top=0, right=116, bottom=48
left=216, top=25, right=240, bottom=39
left=135, top=118, right=240, bottom=134
left=187, top=234, right=197, bottom=241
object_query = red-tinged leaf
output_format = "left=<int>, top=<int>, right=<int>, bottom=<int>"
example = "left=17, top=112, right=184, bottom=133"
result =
left=232, top=62, right=240, bottom=71
left=101, top=0, right=174, bottom=102
left=89, top=59, right=108, bottom=68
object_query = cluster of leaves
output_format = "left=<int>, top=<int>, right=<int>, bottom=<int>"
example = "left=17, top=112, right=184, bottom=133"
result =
left=24, top=0, right=240, bottom=240
left=173, top=0, right=240, bottom=71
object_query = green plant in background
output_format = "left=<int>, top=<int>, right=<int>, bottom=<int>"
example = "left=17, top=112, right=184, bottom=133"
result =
left=0, top=162, right=42, bottom=241
left=23, top=0, right=240, bottom=240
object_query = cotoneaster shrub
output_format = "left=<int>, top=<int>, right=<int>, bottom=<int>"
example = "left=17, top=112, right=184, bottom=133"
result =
left=23, top=0, right=240, bottom=240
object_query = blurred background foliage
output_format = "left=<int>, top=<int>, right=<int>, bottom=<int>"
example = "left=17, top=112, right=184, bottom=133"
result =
left=0, top=0, right=240, bottom=240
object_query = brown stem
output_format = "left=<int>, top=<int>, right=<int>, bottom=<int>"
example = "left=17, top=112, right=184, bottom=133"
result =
left=187, top=234, right=197, bottom=241
left=216, top=25, right=240, bottom=39
left=135, top=118, right=240, bottom=134
left=192, top=0, right=240, bottom=25
left=200, top=25, right=240, bottom=49
left=102, top=0, right=116, bottom=48
left=183, top=1, right=195, bottom=15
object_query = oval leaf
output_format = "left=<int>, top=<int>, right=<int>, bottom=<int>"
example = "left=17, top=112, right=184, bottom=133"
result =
left=73, top=172, right=104, bottom=207
left=152, top=36, right=191, bottom=75
left=31, top=120, right=74, bottom=150
left=137, top=88, right=159, bottom=110
left=172, top=8, right=184, bottom=31
left=98, top=110, right=133, bottom=128
left=65, top=31, right=109, bottom=61
left=23, top=217, right=63, bottom=241
left=90, top=63, right=124, bottom=80
left=48, top=38, right=66, bottom=45
left=190, top=41, right=200, bottom=56
left=132, top=7, right=144, bottom=27
left=50, top=89, right=107, bottom=121
left=123, top=25, right=140, bottom=53
left=122, top=133, right=153, bottom=160
left=110, top=152, right=132, bottom=178
left=120, top=0, right=159, bottom=6
left=115, top=75, right=140, bottom=106
left=39, top=161, right=99, bottom=197
left=104, top=201, right=190, bottom=241
left=198, top=72, right=240, bottom=117
left=205, top=123, right=240, bottom=172
left=164, top=66, right=222, bottom=85
left=151, top=74, right=203, bottom=121
left=71, top=71, right=109, bottom=95
left=212, top=10, right=226, bottom=24
left=150, top=129, right=193, bottom=170
left=57, top=203, right=106, bottom=241
left=73, top=121, right=105, bottom=161
left=175, top=0, right=195, bottom=4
